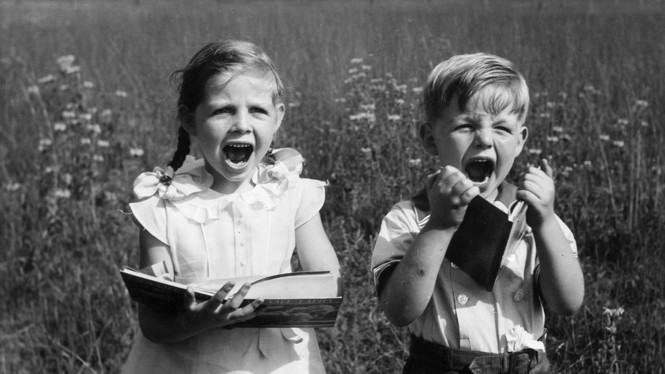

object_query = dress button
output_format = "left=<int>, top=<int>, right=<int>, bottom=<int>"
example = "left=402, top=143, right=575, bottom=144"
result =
left=450, top=262, right=459, bottom=269
left=457, top=294, right=469, bottom=306
left=513, top=289, right=524, bottom=302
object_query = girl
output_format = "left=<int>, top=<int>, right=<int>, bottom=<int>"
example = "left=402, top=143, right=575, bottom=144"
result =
left=123, top=40, right=340, bottom=374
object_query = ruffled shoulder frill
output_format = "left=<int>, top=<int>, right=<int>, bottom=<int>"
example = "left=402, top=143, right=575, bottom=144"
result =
left=130, top=148, right=323, bottom=228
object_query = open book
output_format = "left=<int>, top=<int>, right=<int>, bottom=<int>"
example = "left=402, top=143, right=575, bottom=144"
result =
left=119, top=264, right=342, bottom=328
left=445, top=196, right=528, bottom=291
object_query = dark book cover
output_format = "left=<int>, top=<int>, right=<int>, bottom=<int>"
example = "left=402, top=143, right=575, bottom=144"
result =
left=445, top=196, right=528, bottom=291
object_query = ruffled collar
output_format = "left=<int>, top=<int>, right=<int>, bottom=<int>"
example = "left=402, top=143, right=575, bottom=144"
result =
left=132, top=149, right=305, bottom=223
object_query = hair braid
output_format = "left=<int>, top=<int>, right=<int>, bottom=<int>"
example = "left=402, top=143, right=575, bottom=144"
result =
left=167, top=127, right=191, bottom=172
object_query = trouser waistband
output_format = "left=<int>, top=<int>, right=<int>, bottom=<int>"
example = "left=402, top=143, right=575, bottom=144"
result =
left=405, top=335, right=549, bottom=374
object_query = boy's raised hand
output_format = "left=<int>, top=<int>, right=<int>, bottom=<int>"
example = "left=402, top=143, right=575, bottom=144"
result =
left=517, top=159, right=556, bottom=227
left=426, top=165, right=479, bottom=229
left=178, top=282, right=264, bottom=330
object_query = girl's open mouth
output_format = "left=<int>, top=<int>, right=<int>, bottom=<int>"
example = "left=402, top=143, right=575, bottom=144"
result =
left=223, top=143, right=254, bottom=169
left=465, top=159, right=494, bottom=187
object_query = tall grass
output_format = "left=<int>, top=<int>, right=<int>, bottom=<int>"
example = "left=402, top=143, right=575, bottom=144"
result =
left=1, top=0, right=664, bottom=372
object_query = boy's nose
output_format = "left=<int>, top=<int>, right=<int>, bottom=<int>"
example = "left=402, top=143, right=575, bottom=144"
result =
left=475, top=129, right=493, bottom=148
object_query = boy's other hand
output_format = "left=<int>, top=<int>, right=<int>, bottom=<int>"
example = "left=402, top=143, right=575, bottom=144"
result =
left=426, top=166, right=479, bottom=229
left=517, top=159, right=556, bottom=227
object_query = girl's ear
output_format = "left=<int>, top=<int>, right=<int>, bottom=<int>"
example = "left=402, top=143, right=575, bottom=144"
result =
left=514, top=125, right=529, bottom=157
left=178, top=104, right=196, bottom=136
left=419, top=122, right=438, bottom=156
left=275, top=102, right=285, bottom=130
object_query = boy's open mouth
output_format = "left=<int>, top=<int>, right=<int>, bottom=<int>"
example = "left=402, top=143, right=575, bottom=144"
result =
left=223, top=143, right=254, bottom=168
left=465, top=159, right=494, bottom=185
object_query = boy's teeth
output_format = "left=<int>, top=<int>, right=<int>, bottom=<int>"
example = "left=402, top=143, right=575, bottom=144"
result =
left=223, top=144, right=253, bottom=164
left=465, top=160, right=493, bottom=182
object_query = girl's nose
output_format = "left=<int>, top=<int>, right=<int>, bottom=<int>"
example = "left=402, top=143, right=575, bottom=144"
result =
left=231, top=112, right=252, bottom=133
left=475, top=129, right=493, bottom=149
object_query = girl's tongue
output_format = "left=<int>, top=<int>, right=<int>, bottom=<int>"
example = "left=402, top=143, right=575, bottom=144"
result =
left=224, top=144, right=253, bottom=164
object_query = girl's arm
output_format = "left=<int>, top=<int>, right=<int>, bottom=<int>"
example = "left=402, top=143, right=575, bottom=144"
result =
left=137, top=230, right=262, bottom=344
left=294, top=213, right=341, bottom=290
left=517, top=160, right=584, bottom=315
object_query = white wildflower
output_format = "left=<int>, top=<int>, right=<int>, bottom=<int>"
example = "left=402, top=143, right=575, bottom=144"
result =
left=599, top=134, right=610, bottom=141
left=27, top=85, right=40, bottom=95
left=97, top=140, right=110, bottom=148
left=54, top=122, right=67, bottom=132
left=115, top=90, right=128, bottom=98
left=54, top=188, right=72, bottom=199
left=81, top=138, right=92, bottom=145
left=38, top=75, right=56, bottom=84
left=129, top=148, right=144, bottom=157
left=407, top=158, right=422, bottom=168
left=387, top=114, right=402, bottom=122
left=38, top=138, right=52, bottom=152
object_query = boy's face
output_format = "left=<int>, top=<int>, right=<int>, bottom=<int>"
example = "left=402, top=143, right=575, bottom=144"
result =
left=421, top=89, right=528, bottom=201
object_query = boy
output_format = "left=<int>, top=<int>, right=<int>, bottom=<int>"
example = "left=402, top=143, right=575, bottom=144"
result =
left=371, top=53, right=584, bottom=373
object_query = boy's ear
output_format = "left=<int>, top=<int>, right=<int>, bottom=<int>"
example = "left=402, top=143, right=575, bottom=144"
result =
left=514, top=125, right=529, bottom=156
left=178, top=104, right=196, bottom=136
left=419, top=122, right=438, bottom=155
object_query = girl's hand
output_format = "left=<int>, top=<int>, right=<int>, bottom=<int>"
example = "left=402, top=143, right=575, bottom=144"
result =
left=426, top=166, right=479, bottom=229
left=517, top=159, right=556, bottom=227
left=178, top=282, right=263, bottom=331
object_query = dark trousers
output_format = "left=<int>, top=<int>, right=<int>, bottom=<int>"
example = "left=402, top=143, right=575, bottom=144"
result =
left=403, top=335, right=550, bottom=374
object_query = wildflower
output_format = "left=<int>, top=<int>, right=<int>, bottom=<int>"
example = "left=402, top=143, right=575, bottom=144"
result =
left=583, top=84, right=595, bottom=92
left=583, top=160, right=593, bottom=169
left=38, top=75, right=56, bottom=84
left=87, top=124, right=102, bottom=134
left=3, top=182, right=21, bottom=192
left=395, top=84, right=407, bottom=93
left=528, top=148, right=542, bottom=156
left=612, top=140, right=625, bottom=148
left=538, top=113, right=551, bottom=119
left=97, top=140, right=110, bottom=148
left=407, top=158, right=422, bottom=168
left=93, top=154, right=104, bottom=162
left=349, top=112, right=376, bottom=123
left=115, top=90, right=128, bottom=98
left=45, top=166, right=55, bottom=174
left=99, top=109, right=113, bottom=125
left=63, top=65, right=80, bottom=75
left=348, top=68, right=358, bottom=74
left=54, top=122, right=67, bottom=132
left=62, top=111, right=76, bottom=120
left=561, top=134, right=572, bottom=142
left=57, top=55, right=75, bottom=68
left=361, top=65, right=372, bottom=71
left=83, top=81, right=94, bottom=89
left=552, top=126, right=563, bottom=133
left=617, top=119, right=629, bottom=126
left=635, top=99, right=648, bottom=109
left=360, top=103, right=375, bottom=112
left=61, top=173, right=73, bottom=185
left=546, top=101, right=556, bottom=109
left=54, top=188, right=72, bottom=199
left=350, top=57, right=363, bottom=64
left=288, top=102, right=300, bottom=108
left=599, top=134, right=610, bottom=141
left=38, top=138, right=52, bottom=152
left=81, top=138, right=92, bottom=145
left=79, top=113, right=92, bottom=122
left=387, top=114, right=402, bottom=122
left=27, top=85, right=40, bottom=96
left=360, top=147, right=372, bottom=159
left=641, top=121, right=649, bottom=128
left=334, top=98, right=347, bottom=104
left=558, top=91, right=568, bottom=100
left=546, top=136, right=559, bottom=143
left=603, top=306, right=625, bottom=319
left=412, top=87, right=423, bottom=94
left=59, top=84, right=69, bottom=91
left=129, top=148, right=145, bottom=157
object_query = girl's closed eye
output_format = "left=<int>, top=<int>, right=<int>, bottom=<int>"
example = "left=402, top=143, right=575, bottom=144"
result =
left=212, top=106, right=234, bottom=116
left=453, top=123, right=475, bottom=133
left=249, top=106, right=269, bottom=115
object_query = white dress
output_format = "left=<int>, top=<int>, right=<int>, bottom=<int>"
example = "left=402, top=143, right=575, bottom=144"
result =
left=122, top=149, right=327, bottom=374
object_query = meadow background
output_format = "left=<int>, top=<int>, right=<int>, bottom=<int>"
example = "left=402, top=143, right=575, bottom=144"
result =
left=1, top=0, right=664, bottom=372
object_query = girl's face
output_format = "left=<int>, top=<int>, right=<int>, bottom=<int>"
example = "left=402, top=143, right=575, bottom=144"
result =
left=186, top=70, right=284, bottom=194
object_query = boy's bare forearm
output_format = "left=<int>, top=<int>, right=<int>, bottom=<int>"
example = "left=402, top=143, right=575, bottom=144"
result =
left=380, top=224, right=455, bottom=326
left=532, top=216, right=584, bottom=316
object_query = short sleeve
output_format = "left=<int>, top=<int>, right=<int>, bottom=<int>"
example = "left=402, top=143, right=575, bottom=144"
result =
left=371, top=201, right=420, bottom=294
left=294, top=178, right=326, bottom=228
left=128, top=196, right=169, bottom=245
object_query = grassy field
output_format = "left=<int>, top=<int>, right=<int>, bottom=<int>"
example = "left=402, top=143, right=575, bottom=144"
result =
left=1, top=0, right=665, bottom=372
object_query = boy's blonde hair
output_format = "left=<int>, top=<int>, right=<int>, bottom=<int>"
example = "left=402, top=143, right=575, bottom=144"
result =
left=423, top=53, right=529, bottom=124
